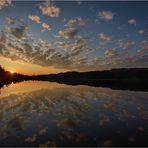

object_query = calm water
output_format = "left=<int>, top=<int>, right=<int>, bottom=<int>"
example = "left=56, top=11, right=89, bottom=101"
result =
left=0, top=81, right=148, bottom=147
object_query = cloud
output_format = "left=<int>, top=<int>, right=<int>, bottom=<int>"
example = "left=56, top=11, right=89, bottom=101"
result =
left=28, top=15, right=41, bottom=24
left=128, top=19, right=136, bottom=25
left=0, top=14, right=147, bottom=71
left=99, top=32, right=112, bottom=42
left=11, top=17, right=25, bottom=25
left=1, top=28, right=148, bottom=71
left=76, top=0, right=82, bottom=5
left=138, top=42, right=148, bottom=55
left=5, top=17, right=28, bottom=40
left=28, top=15, right=51, bottom=32
left=0, top=0, right=11, bottom=10
left=0, top=31, right=8, bottom=53
left=66, top=19, right=77, bottom=27
left=98, top=11, right=115, bottom=21
left=6, top=17, right=15, bottom=25
left=58, top=17, right=87, bottom=40
left=41, top=23, right=51, bottom=32
left=10, top=25, right=28, bottom=39
left=77, top=17, right=87, bottom=26
left=104, top=48, right=119, bottom=58
left=71, top=47, right=82, bottom=57
left=117, top=40, right=136, bottom=50
left=0, top=30, right=73, bottom=68
left=138, top=29, right=145, bottom=34
left=77, top=56, right=87, bottom=65
left=133, top=55, right=148, bottom=67
left=71, top=44, right=83, bottom=57
left=137, top=55, right=148, bottom=64
left=58, top=28, right=81, bottom=39
left=39, top=0, right=60, bottom=17
left=66, top=17, right=87, bottom=27
left=0, top=19, right=89, bottom=70
left=0, top=30, right=7, bottom=43
left=22, top=43, right=32, bottom=52
left=25, top=134, right=36, bottom=143
left=55, top=41, right=72, bottom=51
left=90, top=57, right=101, bottom=65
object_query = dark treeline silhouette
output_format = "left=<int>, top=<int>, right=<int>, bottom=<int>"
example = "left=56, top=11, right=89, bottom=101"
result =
left=0, top=65, right=148, bottom=91
left=32, top=68, right=148, bottom=91
left=35, top=68, right=148, bottom=80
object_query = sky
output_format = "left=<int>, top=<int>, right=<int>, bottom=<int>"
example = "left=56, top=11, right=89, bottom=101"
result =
left=0, top=0, right=148, bottom=75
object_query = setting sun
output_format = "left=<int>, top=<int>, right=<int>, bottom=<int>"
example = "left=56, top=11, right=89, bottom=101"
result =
left=10, top=70, right=15, bottom=74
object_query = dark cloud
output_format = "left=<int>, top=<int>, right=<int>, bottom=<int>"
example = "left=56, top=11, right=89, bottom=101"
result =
left=10, top=25, right=27, bottom=39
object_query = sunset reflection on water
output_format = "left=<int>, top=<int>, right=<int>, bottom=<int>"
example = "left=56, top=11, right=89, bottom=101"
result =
left=0, top=81, right=67, bottom=97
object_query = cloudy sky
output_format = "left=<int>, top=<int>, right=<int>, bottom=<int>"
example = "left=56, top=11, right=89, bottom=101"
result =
left=0, top=0, right=148, bottom=75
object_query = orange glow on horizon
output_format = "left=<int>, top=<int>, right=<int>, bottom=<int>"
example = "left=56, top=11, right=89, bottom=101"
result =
left=0, top=56, right=69, bottom=75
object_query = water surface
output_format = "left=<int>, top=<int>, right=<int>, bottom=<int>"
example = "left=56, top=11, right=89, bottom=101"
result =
left=0, top=81, right=148, bottom=146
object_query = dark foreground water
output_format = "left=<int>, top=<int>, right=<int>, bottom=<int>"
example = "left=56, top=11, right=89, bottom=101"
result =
left=0, top=81, right=147, bottom=147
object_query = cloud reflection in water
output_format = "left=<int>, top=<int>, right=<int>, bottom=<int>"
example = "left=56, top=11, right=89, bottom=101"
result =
left=0, top=81, right=147, bottom=146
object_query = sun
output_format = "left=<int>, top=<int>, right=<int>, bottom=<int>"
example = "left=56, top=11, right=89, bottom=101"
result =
left=10, top=70, right=15, bottom=74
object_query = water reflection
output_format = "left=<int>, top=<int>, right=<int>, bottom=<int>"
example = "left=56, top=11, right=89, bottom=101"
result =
left=0, top=81, right=147, bottom=146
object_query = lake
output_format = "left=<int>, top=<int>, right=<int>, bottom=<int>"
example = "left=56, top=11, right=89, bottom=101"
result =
left=0, top=81, right=147, bottom=147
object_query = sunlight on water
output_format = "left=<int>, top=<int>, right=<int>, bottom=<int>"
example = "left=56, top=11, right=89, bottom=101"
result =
left=0, top=81, right=147, bottom=146
left=0, top=81, right=67, bottom=97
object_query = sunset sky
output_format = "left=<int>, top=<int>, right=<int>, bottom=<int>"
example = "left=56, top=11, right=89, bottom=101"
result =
left=0, top=0, right=148, bottom=75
